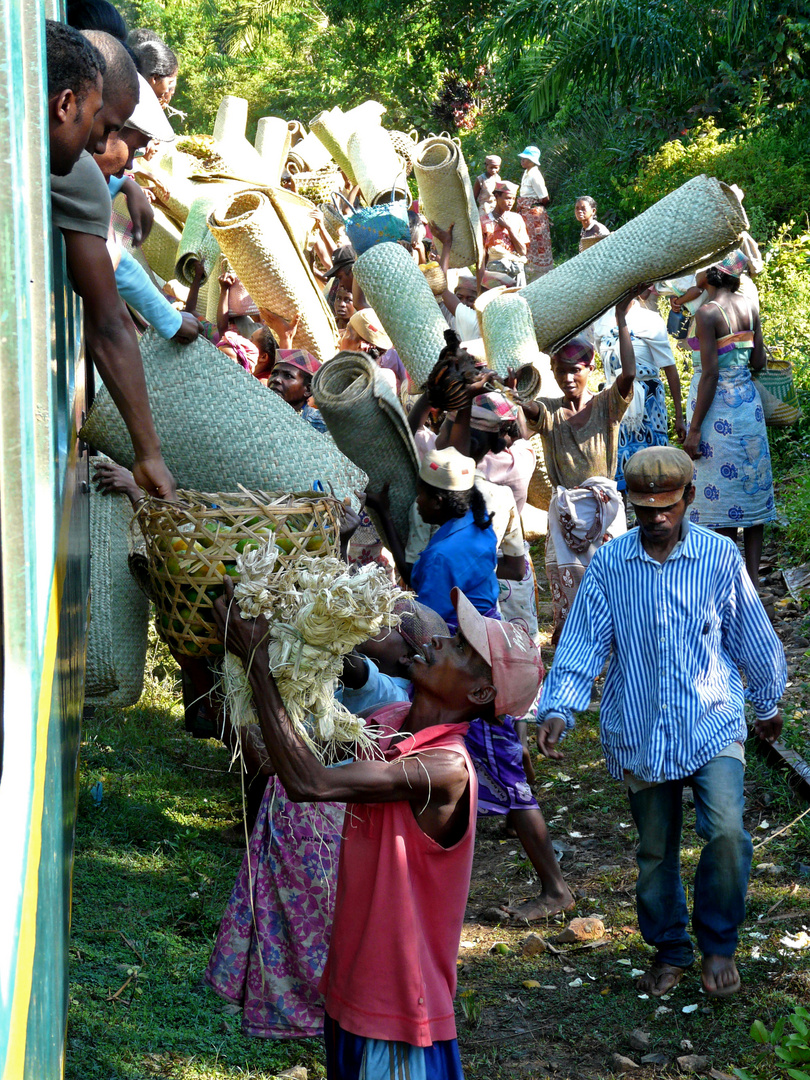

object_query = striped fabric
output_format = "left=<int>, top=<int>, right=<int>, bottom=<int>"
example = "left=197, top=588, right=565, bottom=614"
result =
left=538, top=523, right=786, bottom=782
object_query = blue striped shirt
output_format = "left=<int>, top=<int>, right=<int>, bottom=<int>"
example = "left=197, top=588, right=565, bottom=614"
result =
left=538, top=524, right=786, bottom=782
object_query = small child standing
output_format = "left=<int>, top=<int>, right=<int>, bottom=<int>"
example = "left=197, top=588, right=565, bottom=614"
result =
left=575, top=196, right=610, bottom=252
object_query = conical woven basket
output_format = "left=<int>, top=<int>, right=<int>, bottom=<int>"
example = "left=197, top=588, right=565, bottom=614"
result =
left=85, top=468, right=150, bottom=706
left=254, top=116, right=292, bottom=186
left=522, top=175, right=748, bottom=352
left=312, top=352, right=420, bottom=542
left=414, top=136, right=483, bottom=269
left=388, top=129, right=419, bottom=175
left=353, top=242, right=449, bottom=386
left=175, top=183, right=242, bottom=285
left=79, top=330, right=368, bottom=500
left=347, top=128, right=408, bottom=206
left=208, top=189, right=338, bottom=361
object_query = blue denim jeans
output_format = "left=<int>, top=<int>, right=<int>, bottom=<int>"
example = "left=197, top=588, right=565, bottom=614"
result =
left=627, top=755, right=752, bottom=967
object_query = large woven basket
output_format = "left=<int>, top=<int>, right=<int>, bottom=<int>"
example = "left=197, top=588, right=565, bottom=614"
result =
left=254, top=116, right=292, bottom=186
left=293, top=167, right=344, bottom=204
left=318, top=200, right=346, bottom=243
left=79, top=330, right=368, bottom=499
left=347, top=128, right=408, bottom=206
left=475, top=287, right=552, bottom=389
left=85, top=471, right=150, bottom=706
left=353, top=242, right=449, bottom=386
left=136, top=489, right=343, bottom=657
left=522, top=175, right=748, bottom=353
left=413, top=136, right=483, bottom=270
left=208, top=188, right=338, bottom=361
left=312, top=352, right=420, bottom=543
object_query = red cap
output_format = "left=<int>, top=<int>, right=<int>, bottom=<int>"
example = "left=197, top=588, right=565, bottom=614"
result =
left=451, top=588, right=543, bottom=717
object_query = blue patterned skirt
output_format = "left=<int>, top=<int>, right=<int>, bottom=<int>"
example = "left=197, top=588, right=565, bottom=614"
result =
left=686, top=366, right=776, bottom=529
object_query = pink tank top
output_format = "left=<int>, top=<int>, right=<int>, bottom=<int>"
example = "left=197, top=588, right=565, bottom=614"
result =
left=320, top=702, right=478, bottom=1046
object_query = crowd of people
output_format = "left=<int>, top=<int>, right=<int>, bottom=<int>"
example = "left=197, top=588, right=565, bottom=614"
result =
left=45, top=5, right=788, bottom=1077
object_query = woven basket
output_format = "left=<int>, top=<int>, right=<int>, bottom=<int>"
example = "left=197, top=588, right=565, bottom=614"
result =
left=757, top=349, right=800, bottom=408
left=527, top=434, right=554, bottom=511
left=85, top=470, right=150, bottom=705
left=522, top=175, right=748, bottom=353
left=310, top=109, right=357, bottom=184
left=79, top=330, right=368, bottom=499
left=136, top=489, right=343, bottom=657
left=318, top=200, right=346, bottom=243
left=293, top=167, right=344, bottom=204
left=208, top=189, right=338, bottom=361
left=312, top=352, right=420, bottom=543
left=353, top=242, right=449, bottom=386
left=753, top=371, right=801, bottom=427
left=413, top=136, right=483, bottom=270
left=254, top=116, right=292, bottom=186
left=175, top=183, right=242, bottom=285
left=388, top=129, right=419, bottom=175
left=475, top=287, right=551, bottom=387
left=347, top=128, right=408, bottom=206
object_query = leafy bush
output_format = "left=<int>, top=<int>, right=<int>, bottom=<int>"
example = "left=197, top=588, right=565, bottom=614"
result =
left=734, top=1006, right=810, bottom=1080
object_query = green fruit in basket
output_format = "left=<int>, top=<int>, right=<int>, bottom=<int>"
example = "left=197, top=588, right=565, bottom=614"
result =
left=184, top=640, right=201, bottom=656
left=224, top=565, right=241, bottom=580
left=177, top=605, right=192, bottom=622
left=165, top=555, right=183, bottom=576
left=234, top=537, right=259, bottom=555
left=159, top=612, right=171, bottom=632
left=306, top=534, right=327, bottom=552
left=276, top=535, right=295, bottom=555
left=206, top=585, right=224, bottom=600
left=208, top=642, right=225, bottom=656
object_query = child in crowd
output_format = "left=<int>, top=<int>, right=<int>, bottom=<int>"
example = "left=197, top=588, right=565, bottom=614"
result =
left=267, top=349, right=326, bottom=432
left=473, top=154, right=502, bottom=216
left=575, top=195, right=610, bottom=251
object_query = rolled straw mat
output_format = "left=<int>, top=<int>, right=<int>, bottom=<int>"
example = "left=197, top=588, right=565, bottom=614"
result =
left=137, top=204, right=182, bottom=283
left=353, top=242, right=449, bottom=386
left=522, top=174, right=748, bottom=353
left=347, top=128, right=408, bottom=206
left=414, top=136, right=483, bottom=270
left=208, top=189, right=338, bottom=362
left=286, top=129, right=334, bottom=173
left=254, top=116, right=292, bottom=185
left=310, top=103, right=386, bottom=186
left=79, top=330, right=368, bottom=501
left=475, top=287, right=553, bottom=396
left=312, top=352, right=419, bottom=542
left=85, top=466, right=149, bottom=707
left=175, top=182, right=243, bottom=285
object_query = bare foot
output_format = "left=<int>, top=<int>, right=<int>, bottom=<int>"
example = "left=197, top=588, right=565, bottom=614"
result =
left=701, top=955, right=740, bottom=998
left=499, top=889, right=575, bottom=923
left=636, top=962, right=688, bottom=997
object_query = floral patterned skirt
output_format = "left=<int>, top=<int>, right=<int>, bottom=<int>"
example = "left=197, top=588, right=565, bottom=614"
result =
left=516, top=197, right=553, bottom=277
left=686, top=366, right=776, bottom=529
left=205, top=777, right=344, bottom=1039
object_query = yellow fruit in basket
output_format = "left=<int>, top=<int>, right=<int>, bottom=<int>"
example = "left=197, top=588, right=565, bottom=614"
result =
left=276, top=535, right=295, bottom=555
left=171, top=537, right=190, bottom=553
left=165, top=555, right=183, bottom=576
left=306, top=534, right=326, bottom=552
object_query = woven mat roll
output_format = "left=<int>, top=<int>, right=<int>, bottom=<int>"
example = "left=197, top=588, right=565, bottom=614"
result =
left=255, top=116, right=292, bottom=186
left=208, top=189, right=337, bottom=361
left=139, top=205, right=182, bottom=282
left=287, top=129, right=333, bottom=173
left=312, top=352, right=419, bottom=543
left=475, top=287, right=553, bottom=398
left=85, top=465, right=149, bottom=707
left=133, top=163, right=196, bottom=226
left=175, top=183, right=240, bottom=285
left=310, top=109, right=356, bottom=183
left=80, top=331, right=368, bottom=500
left=414, top=136, right=483, bottom=270
left=522, top=175, right=748, bottom=352
left=353, top=242, right=449, bottom=386
left=347, top=128, right=408, bottom=206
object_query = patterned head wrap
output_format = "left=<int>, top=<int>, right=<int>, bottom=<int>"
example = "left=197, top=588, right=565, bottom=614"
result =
left=217, top=330, right=259, bottom=372
left=552, top=335, right=595, bottom=366
left=471, top=391, right=519, bottom=432
left=712, top=249, right=749, bottom=279
left=393, top=595, right=450, bottom=651
left=485, top=154, right=502, bottom=167
left=276, top=349, right=321, bottom=376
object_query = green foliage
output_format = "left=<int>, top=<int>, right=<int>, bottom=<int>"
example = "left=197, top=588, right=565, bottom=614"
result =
left=734, top=1007, right=810, bottom=1080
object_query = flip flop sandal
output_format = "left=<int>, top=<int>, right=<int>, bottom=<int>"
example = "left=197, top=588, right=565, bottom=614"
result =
left=636, top=963, right=688, bottom=997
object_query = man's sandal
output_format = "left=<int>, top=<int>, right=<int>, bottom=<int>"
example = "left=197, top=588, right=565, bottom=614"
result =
left=636, top=963, right=688, bottom=997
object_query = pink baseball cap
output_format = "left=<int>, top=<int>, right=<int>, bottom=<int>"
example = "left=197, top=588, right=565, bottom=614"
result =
left=451, top=588, right=543, bottom=717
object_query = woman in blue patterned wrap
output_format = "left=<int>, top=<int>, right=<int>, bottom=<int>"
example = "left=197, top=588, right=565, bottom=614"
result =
left=682, top=250, right=775, bottom=584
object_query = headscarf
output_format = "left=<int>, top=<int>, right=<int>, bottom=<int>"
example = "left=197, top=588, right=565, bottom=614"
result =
left=276, top=348, right=321, bottom=376
left=471, top=392, right=519, bottom=432
left=553, top=335, right=595, bottom=366
left=712, top=249, right=749, bottom=279
left=393, top=595, right=450, bottom=651
left=217, top=330, right=259, bottom=372
left=493, top=180, right=519, bottom=197
left=485, top=154, right=502, bottom=168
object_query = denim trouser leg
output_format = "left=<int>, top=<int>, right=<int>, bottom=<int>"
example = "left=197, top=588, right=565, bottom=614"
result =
left=628, top=779, right=695, bottom=968
left=691, top=756, right=752, bottom=958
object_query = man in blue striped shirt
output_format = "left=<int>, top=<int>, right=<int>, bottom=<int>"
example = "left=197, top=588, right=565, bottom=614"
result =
left=536, top=446, right=785, bottom=1000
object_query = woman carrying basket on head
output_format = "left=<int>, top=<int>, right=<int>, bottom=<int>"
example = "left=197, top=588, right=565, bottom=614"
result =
left=517, top=145, right=553, bottom=278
